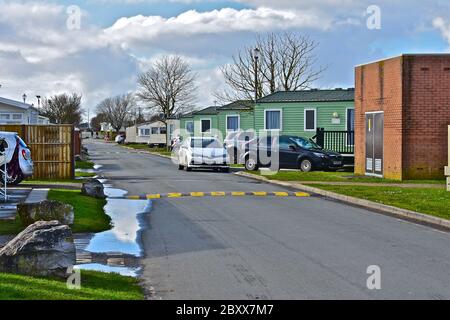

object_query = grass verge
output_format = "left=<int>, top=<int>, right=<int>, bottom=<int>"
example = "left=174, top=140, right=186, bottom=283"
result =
left=0, top=270, right=143, bottom=300
left=124, top=143, right=172, bottom=157
left=245, top=170, right=445, bottom=185
left=75, top=159, right=95, bottom=170
left=307, top=184, right=450, bottom=220
left=0, top=189, right=110, bottom=235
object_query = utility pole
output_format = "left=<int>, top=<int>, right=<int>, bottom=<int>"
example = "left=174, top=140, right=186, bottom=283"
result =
left=253, top=47, right=260, bottom=102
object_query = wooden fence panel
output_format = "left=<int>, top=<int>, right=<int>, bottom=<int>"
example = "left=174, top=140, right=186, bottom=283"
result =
left=0, top=124, right=75, bottom=179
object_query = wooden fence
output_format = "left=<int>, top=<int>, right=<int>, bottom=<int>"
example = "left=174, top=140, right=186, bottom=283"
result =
left=0, top=124, right=75, bottom=179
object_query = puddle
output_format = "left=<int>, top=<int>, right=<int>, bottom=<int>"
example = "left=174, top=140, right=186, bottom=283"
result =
left=75, top=181, right=151, bottom=277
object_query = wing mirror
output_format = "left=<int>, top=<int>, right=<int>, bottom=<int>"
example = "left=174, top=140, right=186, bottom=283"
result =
left=289, top=145, right=297, bottom=151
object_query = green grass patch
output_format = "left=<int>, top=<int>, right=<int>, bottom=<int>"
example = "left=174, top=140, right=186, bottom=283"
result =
left=246, top=170, right=445, bottom=185
left=75, top=159, right=95, bottom=170
left=23, top=179, right=82, bottom=184
left=48, top=189, right=110, bottom=233
left=124, top=144, right=172, bottom=156
left=0, top=190, right=110, bottom=236
left=307, top=184, right=450, bottom=220
left=75, top=171, right=97, bottom=178
left=124, top=143, right=150, bottom=150
left=0, top=270, right=143, bottom=300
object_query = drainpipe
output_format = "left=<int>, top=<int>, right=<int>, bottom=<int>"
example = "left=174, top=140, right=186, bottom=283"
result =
left=446, top=125, right=450, bottom=191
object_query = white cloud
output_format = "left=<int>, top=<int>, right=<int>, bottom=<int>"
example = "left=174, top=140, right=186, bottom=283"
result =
left=433, top=17, right=450, bottom=46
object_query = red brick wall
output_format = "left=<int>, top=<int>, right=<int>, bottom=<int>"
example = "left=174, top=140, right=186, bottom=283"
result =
left=355, top=56, right=404, bottom=179
left=402, top=55, right=450, bottom=179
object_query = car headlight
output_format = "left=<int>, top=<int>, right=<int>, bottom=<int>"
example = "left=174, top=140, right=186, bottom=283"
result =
left=313, top=152, right=327, bottom=158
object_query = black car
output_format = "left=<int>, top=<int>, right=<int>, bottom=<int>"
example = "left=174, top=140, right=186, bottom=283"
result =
left=243, top=135, right=344, bottom=172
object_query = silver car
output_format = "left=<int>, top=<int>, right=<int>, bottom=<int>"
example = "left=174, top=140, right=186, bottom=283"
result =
left=0, top=132, right=33, bottom=185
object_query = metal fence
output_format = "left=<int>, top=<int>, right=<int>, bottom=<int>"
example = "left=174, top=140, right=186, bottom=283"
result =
left=314, top=128, right=355, bottom=155
left=0, top=124, right=75, bottom=179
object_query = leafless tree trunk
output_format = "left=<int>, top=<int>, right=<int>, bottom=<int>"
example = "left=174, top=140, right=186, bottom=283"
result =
left=216, top=32, right=325, bottom=103
left=136, top=55, right=197, bottom=147
left=96, top=93, right=134, bottom=132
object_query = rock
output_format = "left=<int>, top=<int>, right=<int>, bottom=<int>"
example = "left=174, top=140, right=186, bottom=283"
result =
left=81, top=178, right=105, bottom=198
left=17, top=200, right=74, bottom=227
left=75, top=154, right=83, bottom=161
left=0, top=221, right=76, bottom=278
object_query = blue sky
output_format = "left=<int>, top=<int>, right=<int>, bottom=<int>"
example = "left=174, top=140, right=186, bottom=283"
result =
left=1, top=0, right=450, bottom=118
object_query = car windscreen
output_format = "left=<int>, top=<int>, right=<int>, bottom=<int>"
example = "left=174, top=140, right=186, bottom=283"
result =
left=291, top=137, right=322, bottom=150
left=17, top=137, right=28, bottom=148
left=191, top=139, right=222, bottom=148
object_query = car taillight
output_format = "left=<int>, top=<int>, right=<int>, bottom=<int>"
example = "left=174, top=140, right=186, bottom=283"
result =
left=21, top=149, right=28, bottom=160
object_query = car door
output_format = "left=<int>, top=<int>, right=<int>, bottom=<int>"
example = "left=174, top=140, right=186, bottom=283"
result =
left=279, top=137, right=298, bottom=169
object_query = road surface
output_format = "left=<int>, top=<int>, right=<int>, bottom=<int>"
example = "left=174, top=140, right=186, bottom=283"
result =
left=87, top=140, right=450, bottom=300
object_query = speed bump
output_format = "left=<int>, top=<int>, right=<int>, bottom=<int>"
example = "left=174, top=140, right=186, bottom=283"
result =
left=123, top=191, right=311, bottom=200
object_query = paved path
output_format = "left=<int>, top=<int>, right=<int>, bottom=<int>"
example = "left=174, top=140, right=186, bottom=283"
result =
left=86, top=140, right=450, bottom=300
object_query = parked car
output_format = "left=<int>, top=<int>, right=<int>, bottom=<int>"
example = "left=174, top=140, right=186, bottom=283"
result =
left=0, top=132, right=33, bottom=185
left=177, top=137, right=230, bottom=172
left=224, top=130, right=256, bottom=164
left=243, top=135, right=344, bottom=172
left=115, top=134, right=126, bottom=144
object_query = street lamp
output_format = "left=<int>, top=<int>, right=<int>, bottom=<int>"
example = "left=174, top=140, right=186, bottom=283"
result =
left=22, top=93, right=27, bottom=104
left=253, top=47, right=261, bottom=102
left=36, top=95, right=41, bottom=108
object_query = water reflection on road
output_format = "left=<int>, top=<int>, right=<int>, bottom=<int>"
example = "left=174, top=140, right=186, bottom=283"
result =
left=75, top=180, right=151, bottom=277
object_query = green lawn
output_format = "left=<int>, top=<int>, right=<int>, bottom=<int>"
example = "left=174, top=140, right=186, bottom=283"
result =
left=247, top=170, right=445, bottom=185
left=75, top=159, right=95, bottom=170
left=0, top=189, right=110, bottom=235
left=48, top=189, right=110, bottom=233
left=307, top=184, right=450, bottom=220
left=23, top=178, right=82, bottom=184
left=0, top=270, right=143, bottom=300
left=75, top=171, right=97, bottom=178
left=124, top=144, right=172, bottom=157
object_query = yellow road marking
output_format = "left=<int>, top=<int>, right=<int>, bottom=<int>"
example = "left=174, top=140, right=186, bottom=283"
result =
left=295, top=192, right=310, bottom=197
left=211, top=192, right=226, bottom=196
left=146, top=194, right=161, bottom=199
left=168, top=193, right=183, bottom=198
left=127, top=195, right=141, bottom=200
left=253, top=191, right=268, bottom=196
left=231, top=192, right=246, bottom=196
left=273, top=192, right=289, bottom=197
left=191, top=192, right=205, bottom=197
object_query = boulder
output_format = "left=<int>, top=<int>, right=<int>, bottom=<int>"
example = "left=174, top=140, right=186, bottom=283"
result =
left=81, top=178, right=106, bottom=198
left=0, top=221, right=76, bottom=278
left=17, top=200, right=74, bottom=226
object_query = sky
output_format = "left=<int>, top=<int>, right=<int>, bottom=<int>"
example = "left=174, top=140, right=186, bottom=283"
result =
left=1, top=0, right=450, bottom=120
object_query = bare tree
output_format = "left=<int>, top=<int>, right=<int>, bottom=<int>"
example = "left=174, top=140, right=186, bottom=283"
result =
left=137, top=55, right=196, bottom=120
left=216, top=32, right=325, bottom=102
left=96, top=93, right=134, bottom=132
left=41, top=93, right=84, bottom=125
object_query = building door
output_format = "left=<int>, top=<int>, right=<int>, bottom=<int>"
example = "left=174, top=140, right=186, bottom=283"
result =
left=365, top=112, right=384, bottom=176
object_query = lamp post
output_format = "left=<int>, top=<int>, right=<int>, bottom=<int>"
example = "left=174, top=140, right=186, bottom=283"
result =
left=253, top=47, right=261, bottom=102
left=36, top=95, right=41, bottom=108
left=22, top=93, right=27, bottom=104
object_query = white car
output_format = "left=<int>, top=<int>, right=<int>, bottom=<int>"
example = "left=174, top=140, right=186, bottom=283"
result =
left=0, top=132, right=34, bottom=185
left=178, top=137, right=230, bottom=172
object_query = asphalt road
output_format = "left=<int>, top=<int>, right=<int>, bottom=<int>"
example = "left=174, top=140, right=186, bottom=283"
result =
left=87, top=140, right=450, bottom=300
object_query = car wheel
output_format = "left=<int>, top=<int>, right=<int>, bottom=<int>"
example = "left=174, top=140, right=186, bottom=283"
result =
left=0, top=172, right=23, bottom=185
left=184, top=158, right=192, bottom=171
left=299, top=159, right=313, bottom=172
left=245, top=157, right=258, bottom=171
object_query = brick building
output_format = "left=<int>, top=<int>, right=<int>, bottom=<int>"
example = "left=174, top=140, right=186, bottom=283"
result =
left=355, top=54, right=450, bottom=180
